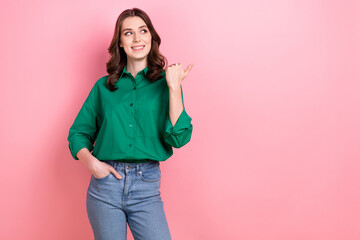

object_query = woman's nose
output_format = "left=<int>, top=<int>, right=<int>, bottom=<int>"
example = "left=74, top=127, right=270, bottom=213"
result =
left=133, top=33, right=140, bottom=42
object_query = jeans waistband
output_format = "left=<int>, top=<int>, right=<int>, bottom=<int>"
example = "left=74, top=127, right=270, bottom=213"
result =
left=102, top=159, right=159, bottom=171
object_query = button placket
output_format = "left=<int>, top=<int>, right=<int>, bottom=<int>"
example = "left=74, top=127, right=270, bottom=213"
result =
left=129, top=87, right=136, bottom=151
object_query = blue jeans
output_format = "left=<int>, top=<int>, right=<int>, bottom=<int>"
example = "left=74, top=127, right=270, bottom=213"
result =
left=86, top=160, right=172, bottom=240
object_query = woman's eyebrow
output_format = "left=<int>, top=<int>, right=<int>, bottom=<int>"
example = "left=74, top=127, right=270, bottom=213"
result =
left=122, top=25, right=148, bottom=33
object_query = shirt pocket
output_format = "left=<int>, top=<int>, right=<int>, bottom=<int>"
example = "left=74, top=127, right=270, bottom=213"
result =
left=135, top=99, right=166, bottom=138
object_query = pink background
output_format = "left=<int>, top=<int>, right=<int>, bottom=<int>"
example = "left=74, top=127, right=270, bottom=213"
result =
left=1, top=0, right=359, bottom=239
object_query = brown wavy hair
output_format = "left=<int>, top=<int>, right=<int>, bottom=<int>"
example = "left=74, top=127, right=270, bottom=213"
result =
left=106, top=8, right=168, bottom=91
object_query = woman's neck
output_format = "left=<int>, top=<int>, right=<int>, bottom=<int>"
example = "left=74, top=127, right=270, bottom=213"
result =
left=126, top=59, right=148, bottom=79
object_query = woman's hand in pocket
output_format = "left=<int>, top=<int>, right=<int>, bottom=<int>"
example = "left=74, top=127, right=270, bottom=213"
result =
left=90, top=159, right=122, bottom=180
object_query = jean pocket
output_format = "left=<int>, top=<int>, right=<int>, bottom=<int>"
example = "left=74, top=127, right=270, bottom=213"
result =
left=139, top=165, right=161, bottom=182
left=93, top=172, right=112, bottom=181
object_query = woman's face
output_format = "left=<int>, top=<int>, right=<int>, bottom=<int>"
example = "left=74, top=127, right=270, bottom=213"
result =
left=120, top=16, right=152, bottom=62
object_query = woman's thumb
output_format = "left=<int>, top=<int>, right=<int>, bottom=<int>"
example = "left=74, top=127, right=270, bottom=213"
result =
left=111, top=168, right=122, bottom=180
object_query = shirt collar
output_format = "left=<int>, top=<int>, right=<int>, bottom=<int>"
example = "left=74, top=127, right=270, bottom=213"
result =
left=120, top=65, right=149, bottom=79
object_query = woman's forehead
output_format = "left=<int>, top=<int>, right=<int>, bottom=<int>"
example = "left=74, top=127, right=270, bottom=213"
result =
left=122, top=16, right=147, bottom=30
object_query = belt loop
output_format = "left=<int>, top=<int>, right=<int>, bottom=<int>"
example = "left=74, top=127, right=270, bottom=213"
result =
left=137, top=164, right=141, bottom=176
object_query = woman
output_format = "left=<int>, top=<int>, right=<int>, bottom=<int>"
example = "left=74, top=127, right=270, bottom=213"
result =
left=67, top=8, right=194, bottom=240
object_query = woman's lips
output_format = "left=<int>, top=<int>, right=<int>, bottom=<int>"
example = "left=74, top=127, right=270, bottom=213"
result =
left=131, top=45, right=145, bottom=51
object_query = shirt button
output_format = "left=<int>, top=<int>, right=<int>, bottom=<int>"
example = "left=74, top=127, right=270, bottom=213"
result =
left=129, top=124, right=133, bottom=127
left=130, top=103, right=133, bottom=106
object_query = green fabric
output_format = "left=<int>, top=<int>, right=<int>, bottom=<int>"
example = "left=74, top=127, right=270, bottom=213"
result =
left=67, top=65, right=193, bottom=162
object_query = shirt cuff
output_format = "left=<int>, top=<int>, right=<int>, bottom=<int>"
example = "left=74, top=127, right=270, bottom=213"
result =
left=165, top=107, right=192, bottom=135
left=69, top=138, right=94, bottom=160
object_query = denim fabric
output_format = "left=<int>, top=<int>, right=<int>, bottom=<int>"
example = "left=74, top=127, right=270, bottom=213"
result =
left=86, top=160, right=172, bottom=240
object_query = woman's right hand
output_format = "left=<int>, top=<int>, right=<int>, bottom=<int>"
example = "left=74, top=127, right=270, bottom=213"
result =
left=90, top=159, right=122, bottom=180
left=77, top=148, right=122, bottom=180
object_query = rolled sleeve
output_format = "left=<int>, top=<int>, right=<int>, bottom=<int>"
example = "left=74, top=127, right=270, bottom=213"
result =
left=67, top=83, right=99, bottom=160
left=68, top=137, right=95, bottom=160
left=164, top=85, right=193, bottom=148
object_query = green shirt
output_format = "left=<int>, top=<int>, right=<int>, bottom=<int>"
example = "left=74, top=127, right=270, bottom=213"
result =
left=67, top=65, right=193, bottom=162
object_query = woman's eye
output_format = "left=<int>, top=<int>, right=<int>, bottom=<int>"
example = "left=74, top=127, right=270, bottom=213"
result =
left=124, top=29, right=147, bottom=36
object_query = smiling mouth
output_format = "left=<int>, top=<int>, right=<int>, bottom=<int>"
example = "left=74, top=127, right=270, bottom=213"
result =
left=131, top=45, right=145, bottom=50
